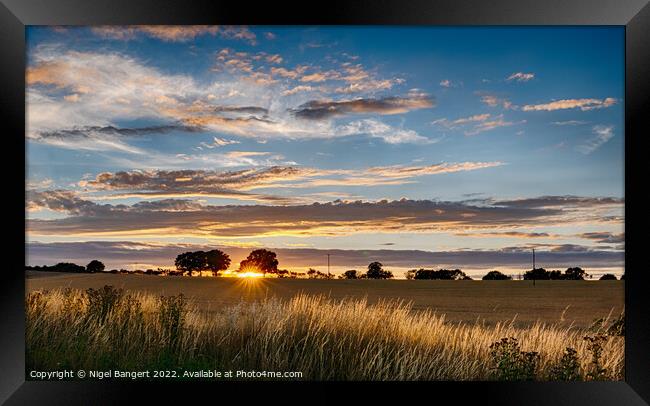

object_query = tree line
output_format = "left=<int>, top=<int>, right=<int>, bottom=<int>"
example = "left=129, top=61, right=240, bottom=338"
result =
left=25, top=249, right=624, bottom=281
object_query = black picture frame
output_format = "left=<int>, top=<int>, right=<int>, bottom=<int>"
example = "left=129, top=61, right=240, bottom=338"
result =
left=2, top=0, right=648, bottom=404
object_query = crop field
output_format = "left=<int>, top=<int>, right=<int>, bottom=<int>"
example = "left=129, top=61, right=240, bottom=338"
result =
left=26, top=272, right=624, bottom=328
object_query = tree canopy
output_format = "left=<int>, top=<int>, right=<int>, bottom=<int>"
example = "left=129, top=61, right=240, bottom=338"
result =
left=86, top=260, right=105, bottom=273
left=239, top=249, right=279, bottom=274
left=366, top=262, right=393, bottom=279
left=412, top=269, right=468, bottom=280
left=482, top=270, right=511, bottom=280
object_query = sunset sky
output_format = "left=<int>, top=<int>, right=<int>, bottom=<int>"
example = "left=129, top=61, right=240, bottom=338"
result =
left=25, top=26, right=624, bottom=276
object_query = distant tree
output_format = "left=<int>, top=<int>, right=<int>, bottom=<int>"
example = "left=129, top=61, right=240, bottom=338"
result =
left=482, top=270, right=512, bottom=280
left=599, top=273, right=618, bottom=281
left=405, top=270, right=417, bottom=280
left=239, top=249, right=279, bottom=275
left=342, top=270, right=358, bottom=279
left=462, top=275, right=473, bottom=280
left=548, top=270, right=564, bottom=280
left=366, top=262, right=393, bottom=279
left=277, top=269, right=290, bottom=278
left=564, top=267, right=588, bottom=280
left=414, top=269, right=468, bottom=280
left=52, top=262, right=87, bottom=273
left=524, top=268, right=550, bottom=280
left=86, top=260, right=105, bottom=273
left=205, top=249, right=231, bottom=276
left=175, top=251, right=206, bottom=277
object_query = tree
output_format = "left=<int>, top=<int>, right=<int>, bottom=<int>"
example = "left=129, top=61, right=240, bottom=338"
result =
left=482, top=270, right=512, bottom=280
left=342, top=270, right=358, bottom=279
left=599, top=273, right=618, bottom=280
left=405, top=270, right=417, bottom=280
left=240, top=249, right=279, bottom=275
left=564, top=267, right=588, bottom=280
left=205, top=249, right=231, bottom=276
left=175, top=251, right=206, bottom=277
left=524, top=268, right=550, bottom=280
left=86, top=260, right=105, bottom=273
left=366, top=262, right=393, bottom=279
left=413, top=269, right=468, bottom=280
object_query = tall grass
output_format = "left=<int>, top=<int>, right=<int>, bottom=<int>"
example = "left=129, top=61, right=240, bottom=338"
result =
left=26, top=286, right=624, bottom=381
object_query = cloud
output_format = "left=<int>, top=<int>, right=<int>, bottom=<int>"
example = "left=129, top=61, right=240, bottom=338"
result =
left=27, top=48, right=423, bottom=145
left=26, top=240, right=624, bottom=272
left=478, top=94, right=513, bottom=110
left=27, top=194, right=623, bottom=239
left=506, top=72, right=535, bottom=82
left=551, top=120, right=587, bottom=126
left=290, top=95, right=434, bottom=120
left=77, top=161, right=504, bottom=202
left=432, top=114, right=491, bottom=129
left=522, top=98, right=617, bottom=112
left=91, top=25, right=257, bottom=44
left=200, top=137, right=241, bottom=148
left=577, top=125, right=615, bottom=154
left=464, top=115, right=524, bottom=136
left=336, top=119, right=432, bottom=144
left=578, top=232, right=624, bottom=244
left=30, top=124, right=204, bottom=154
left=456, top=231, right=553, bottom=238
left=440, top=80, right=452, bottom=88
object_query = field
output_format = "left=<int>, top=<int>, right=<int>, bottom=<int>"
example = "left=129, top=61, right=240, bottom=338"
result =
left=26, top=271, right=624, bottom=328
left=25, top=272, right=625, bottom=381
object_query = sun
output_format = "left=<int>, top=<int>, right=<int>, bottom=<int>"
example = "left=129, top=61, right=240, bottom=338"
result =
left=219, top=265, right=266, bottom=278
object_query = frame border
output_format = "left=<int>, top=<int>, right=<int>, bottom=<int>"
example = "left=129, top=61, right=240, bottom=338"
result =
left=2, top=0, right=648, bottom=404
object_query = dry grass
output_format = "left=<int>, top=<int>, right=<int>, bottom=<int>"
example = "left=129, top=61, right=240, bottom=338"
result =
left=26, top=286, right=624, bottom=381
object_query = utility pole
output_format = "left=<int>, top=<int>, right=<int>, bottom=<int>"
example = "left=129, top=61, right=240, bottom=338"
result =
left=532, top=248, right=536, bottom=287
left=327, top=254, right=330, bottom=278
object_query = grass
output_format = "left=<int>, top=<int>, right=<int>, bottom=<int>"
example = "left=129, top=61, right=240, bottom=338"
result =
left=26, top=286, right=624, bottom=381
left=26, top=272, right=625, bottom=328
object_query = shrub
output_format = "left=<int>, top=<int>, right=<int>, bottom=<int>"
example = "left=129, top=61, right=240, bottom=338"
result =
left=489, top=337, right=539, bottom=381
left=86, top=285, right=124, bottom=323
left=550, top=347, right=581, bottom=381
left=584, top=333, right=610, bottom=381
left=158, top=294, right=187, bottom=353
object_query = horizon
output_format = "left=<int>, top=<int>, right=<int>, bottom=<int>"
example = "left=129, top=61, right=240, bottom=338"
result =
left=26, top=26, right=624, bottom=276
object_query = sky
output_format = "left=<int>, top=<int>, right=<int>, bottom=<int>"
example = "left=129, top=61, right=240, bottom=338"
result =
left=25, top=26, right=625, bottom=277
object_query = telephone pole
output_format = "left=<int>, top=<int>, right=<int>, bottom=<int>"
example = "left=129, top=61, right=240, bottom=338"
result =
left=532, top=248, right=536, bottom=286
left=327, top=254, right=330, bottom=278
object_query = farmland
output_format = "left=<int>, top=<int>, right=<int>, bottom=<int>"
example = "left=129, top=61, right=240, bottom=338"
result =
left=26, top=271, right=624, bottom=328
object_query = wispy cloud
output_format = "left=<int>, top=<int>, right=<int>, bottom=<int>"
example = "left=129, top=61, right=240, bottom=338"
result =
left=91, top=25, right=257, bottom=44
left=523, top=98, right=617, bottom=112
left=290, top=95, right=434, bottom=120
left=506, top=72, right=535, bottom=82
left=577, top=125, right=615, bottom=154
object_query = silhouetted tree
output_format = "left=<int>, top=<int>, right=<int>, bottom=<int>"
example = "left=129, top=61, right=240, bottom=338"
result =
left=366, top=262, right=393, bottom=279
left=482, top=270, right=512, bottom=280
left=548, top=270, right=564, bottom=280
left=240, top=249, right=279, bottom=275
left=564, top=267, right=588, bottom=280
left=307, top=268, right=317, bottom=278
left=341, top=270, right=358, bottom=279
left=175, top=251, right=206, bottom=276
left=599, top=273, right=618, bottom=280
left=405, top=270, right=417, bottom=280
left=205, top=249, right=231, bottom=276
left=524, top=268, right=550, bottom=280
left=621, top=273, right=625, bottom=280
left=86, top=260, right=105, bottom=273
left=413, top=269, right=468, bottom=280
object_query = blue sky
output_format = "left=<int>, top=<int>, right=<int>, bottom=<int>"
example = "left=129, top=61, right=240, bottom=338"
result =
left=25, top=26, right=624, bottom=275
